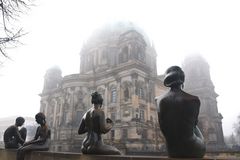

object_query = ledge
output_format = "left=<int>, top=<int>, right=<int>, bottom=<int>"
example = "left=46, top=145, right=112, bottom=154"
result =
left=0, top=148, right=239, bottom=160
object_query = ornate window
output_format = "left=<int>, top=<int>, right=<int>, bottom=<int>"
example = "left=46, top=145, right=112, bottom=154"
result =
left=136, top=114, right=139, bottom=119
left=111, top=130, right=115, bottom=140
left=122, top=129, right=128, bottom=140
left=138, top=87, right=144, bottom=99
left=111, top=112, right=116, bottom=121
left=140, top=110, right=145, bottom=121
left=111, top=88, right=117, bottom=103
left=137, top=46, right=145, bottom=62
left=56, top=100, right=61, bottom=113
left=142, top=129, right=147, bottom=139
left=119, top=46, right=128, bottom=63
left=124, top=87, right=129, bottom=101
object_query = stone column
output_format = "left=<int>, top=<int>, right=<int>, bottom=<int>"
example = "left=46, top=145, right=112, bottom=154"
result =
left=53, top=99, right=57, bottom=128
left=116, top=77, right=121, bottom=120
left=145, top=78, right=150, bottom=121
left=104, top=84, right=108, bottom=115
left=59, top=97, right=64, bottom=126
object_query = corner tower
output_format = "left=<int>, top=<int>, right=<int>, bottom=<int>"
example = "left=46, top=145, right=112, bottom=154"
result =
left=182, top=55, right=225, bottom=151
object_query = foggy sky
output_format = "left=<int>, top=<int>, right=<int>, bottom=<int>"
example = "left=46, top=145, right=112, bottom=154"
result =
left=0, top=0, right=240, bottom=136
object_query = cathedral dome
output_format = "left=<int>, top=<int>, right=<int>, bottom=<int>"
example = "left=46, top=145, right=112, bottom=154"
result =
left=182, top=54, right=210, bottom=80
left=45, top=66, right=62, bottom=77
left=84, top=21, right=151, bottom=48
left=43, top=66, right=62, bottom=92
left=80, top=21, right=157, bottom=74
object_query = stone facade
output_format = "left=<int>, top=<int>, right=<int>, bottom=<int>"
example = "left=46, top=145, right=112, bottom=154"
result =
left=182, top=55, right=225, bottom=151
left=40, top=22, right=164, bottom=153
left=39, top=23, right=225, bottom=153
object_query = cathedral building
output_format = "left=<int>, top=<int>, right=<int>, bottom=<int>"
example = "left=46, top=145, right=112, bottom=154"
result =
left=40, top=22, right=165, bottom=153
left=39, top=22, right=224, bottom=153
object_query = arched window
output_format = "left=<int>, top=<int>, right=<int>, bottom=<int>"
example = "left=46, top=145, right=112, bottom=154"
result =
left=111, top=88, right=117, bottom=103
left=111, top=130, right=115, bottom=140
left=122, top=129, right=128, bottom=140
left=124, top=87, right=129, bottom=101
left=119, top=46, right=128, bottom=63
left=111, top=112, right=116, bottom=121
left=136, top=114, right=139, bottom=119
left=137, top=46, right=145, bottom=62
left=142, top=129, right=147, bottom=139
left=140, top=110, right=145, bottom=121
left=139, top=87, right=144, bottom=99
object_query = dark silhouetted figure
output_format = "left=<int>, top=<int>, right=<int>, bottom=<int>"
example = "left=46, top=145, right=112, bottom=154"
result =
left=16, top=112, right=50, bottom=160
left=78, top=92, right=121, bottom=155
left=158, top=66, right=206, bottom=158
left=4, top=117, right=27, bottom=149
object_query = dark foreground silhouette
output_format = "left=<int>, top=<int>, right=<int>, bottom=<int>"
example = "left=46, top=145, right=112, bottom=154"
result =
left=17, top=112, right=50, bottom=160
left=157, top=66, right=206, bottom=158
left=4, top=117, right=27, bottom=149
left=78, top=92, right=121, bottom=155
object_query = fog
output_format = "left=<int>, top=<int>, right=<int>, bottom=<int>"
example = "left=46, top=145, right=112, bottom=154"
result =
left=0, top=0, right=240, bottom=136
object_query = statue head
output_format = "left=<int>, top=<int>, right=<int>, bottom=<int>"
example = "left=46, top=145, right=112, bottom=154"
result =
left=35, top=112, right=46, bottom=125
left=15, top=117, right=25, bottom=127
left=91, top=91, right=103, bottom=106
left=164, top=66, right=185, bottom=88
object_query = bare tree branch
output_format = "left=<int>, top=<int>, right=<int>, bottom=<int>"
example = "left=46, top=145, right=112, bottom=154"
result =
left=0, top=0, right=32, bottom=61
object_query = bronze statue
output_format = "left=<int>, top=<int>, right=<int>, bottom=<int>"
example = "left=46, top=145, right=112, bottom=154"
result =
left=4, top=117, right=27, bottom=149
left=16, top=112, right=50, bottom=160
left=78, top=92, right=121, bottom=155
left=157, top=66, right=206, bottom=158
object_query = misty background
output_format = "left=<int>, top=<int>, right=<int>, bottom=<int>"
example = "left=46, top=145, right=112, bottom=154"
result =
left=0, top=0, right=240, bottom=137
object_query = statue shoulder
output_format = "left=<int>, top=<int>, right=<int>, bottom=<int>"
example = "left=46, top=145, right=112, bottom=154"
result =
left=159, top=91, right=174, bottom=103
left=155, top=94, right=166, bottom=104
left=4, top=125, right=15, bottom=133
left=183, top=92, right=200, bottom=105
left=84, top=108, right=93, bottom=118
left=10, top=125, right=17, bottom=130
left=159, top=95, right=170, bottom=108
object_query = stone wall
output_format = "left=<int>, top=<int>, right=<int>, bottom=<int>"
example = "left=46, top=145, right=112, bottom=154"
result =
left=0, top=148, right=239, bottom=160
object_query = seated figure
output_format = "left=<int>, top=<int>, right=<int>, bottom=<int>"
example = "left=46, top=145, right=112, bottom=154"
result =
left=4, top=117, right=27, bottom=149
left=157, top=66, right=206, bottom=158
left=17, top=112, right=50, bottom=160
left=78, top=92, right=121, bottom=155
